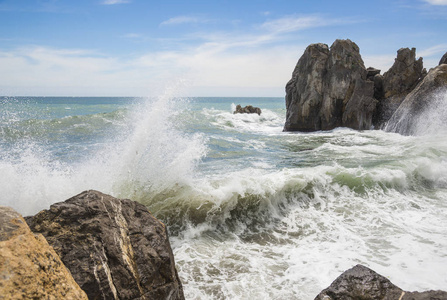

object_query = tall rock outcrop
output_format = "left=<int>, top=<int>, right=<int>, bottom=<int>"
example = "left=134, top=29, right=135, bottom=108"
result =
left=284, top=39, right=377, bottom=132
left=315, top=264, right=447, bottom=300
left=0, top=206, right=87, bottom=299
left=374, top=48, right=426, bottom=126
left=385, top=64, right=447, bottom=135
left=26, top=190, right=185, bottom=300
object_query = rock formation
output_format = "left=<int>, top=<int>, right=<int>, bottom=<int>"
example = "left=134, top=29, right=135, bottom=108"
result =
left=374, top=47, right=426, bottom=126
left=284, top=39, right=377, bottom=131
left=234, top=104, right=262, bottom=115
left=26, top=190, right=185, bottom=300
left=0, top=206, right=87, bottom=299
left=385, top=64, right=447, bottom=135
left=283, top=40, right=445, bottom=133
left=315, top=264, right=447, bottom=300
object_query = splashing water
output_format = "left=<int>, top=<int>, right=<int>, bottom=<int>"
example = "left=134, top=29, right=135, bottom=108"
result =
left=1, top=94, right=446, bottom=299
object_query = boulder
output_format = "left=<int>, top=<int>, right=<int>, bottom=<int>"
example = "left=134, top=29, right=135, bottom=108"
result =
left=374, top=48, right=426, bottom=126
left=234, top=104, right=262, bottom=115
left=440, top=52, right=447, bottom=65
left=366, top=67, right=381, bottom=80
left=284, top=39, right=377, bottom=132
left=26, top=190, right=185, bottom=300
left=315, top=264, right=447, bottom=300
left=384, top=64, right=447, bottom=135
left=0, top=206, right=87, bottom=300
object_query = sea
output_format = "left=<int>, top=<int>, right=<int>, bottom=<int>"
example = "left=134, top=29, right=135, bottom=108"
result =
left=1, top=92, right=447, bottom=299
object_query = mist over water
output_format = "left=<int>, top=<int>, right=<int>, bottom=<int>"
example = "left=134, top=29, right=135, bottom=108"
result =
left=1, top=93, right=446, bottom=299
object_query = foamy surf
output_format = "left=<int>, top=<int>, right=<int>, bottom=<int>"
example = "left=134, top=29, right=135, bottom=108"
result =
left=0, top=95, right=446, bottom=299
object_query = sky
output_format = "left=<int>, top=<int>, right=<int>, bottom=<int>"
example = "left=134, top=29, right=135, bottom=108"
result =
left=0, top=0, right=446, bottom=97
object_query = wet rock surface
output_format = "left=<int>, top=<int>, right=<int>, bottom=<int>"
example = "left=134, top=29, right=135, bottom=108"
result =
left=26, top=190, right=185, bottom=300
left=385, top=64, right=447, bottom=135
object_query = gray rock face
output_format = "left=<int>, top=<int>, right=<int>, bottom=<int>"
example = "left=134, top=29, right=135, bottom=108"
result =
left=26, top=190, right=185, bottom=300
left=284, top=39, right=377, bottom=132
left=374, top=48, right=426, bottom=126
left=234, top=104, right=262, bottom=115
left=385, top=64, right=447, bottom=135
left=315, top=264, right=447, bottom=300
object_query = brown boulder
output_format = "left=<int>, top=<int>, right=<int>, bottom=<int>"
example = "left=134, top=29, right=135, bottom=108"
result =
left=26, top=190, right=185, bottom=300
left=0, top=206, right=87, bottom=300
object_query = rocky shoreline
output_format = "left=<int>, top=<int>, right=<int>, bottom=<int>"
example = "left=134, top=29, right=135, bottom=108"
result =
left=1, top=190, right=446, bottom=299
left=284, top=39, right=447, bottom=135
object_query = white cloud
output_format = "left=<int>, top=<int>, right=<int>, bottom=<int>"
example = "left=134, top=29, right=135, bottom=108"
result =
left=418, top=43, right=447, bottom=57
left=160, top=16, right=205, bottom=26
left=259, top=15, right=360, bottom=34
left=260, top=15, right=324, bottom=33
left=424, top=0, right=447, bottom=5
left=101, top=0, right=130, bottom=5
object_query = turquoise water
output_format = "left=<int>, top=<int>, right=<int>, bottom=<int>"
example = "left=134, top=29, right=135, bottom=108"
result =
left=1, top=95, right=446, bottom=299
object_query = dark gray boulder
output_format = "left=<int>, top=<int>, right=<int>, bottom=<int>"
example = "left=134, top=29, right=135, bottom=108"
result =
left=284, top=39, right=377, bottom=132
left=234, top=104, right=262, bottom=115
left=385, top=64, right=447, bottom=135
left=315, top=264, right=447, bottom=300
left=26, top=190, right=185, bottom=300
left=374, top=48, right=426, bottom=127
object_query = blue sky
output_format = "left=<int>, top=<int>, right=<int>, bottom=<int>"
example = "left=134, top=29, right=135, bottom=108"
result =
left=0, top=0, right=446, bottom=97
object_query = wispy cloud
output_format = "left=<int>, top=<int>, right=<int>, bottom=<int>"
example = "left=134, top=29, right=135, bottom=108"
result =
left=101, top=0, right=130, bottom=5
left=160, top=16, right=208, bottom=26
left=424, top=0, right=447, bottom=5
left=259, top=15, right=361, bottom=34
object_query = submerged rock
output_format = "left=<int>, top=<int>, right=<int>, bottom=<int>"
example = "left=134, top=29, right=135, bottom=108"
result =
left=234, top=104, right=262, bottom=115
left=315, top=264, right=447, bottom=300
left=385, top=64, right=447, bottom=135
left=284, top=39, right=377, bottom=132
left=0, top=206, right=87, bottom=299
left=26, top=190, right=185, bottom=300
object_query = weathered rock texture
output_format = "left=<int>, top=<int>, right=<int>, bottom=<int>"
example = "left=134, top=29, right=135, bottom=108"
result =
left=234, top=104, right=262, bottom=115
left=385, top=64, right=447, bottom=135
left=0, top=206, right=87, bottom=300
left=315, top=264, right=447, bottom=300
left=284, top=39, right=377, bottom=131
left=283, top=40, right=445, bottom=132
left=374, top=48, right=426, bottom=126
left=26, top=190, right=184, bottom=300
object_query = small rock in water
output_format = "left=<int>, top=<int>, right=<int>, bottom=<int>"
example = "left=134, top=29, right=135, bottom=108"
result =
left=234, top=104, right=262, bottom=115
